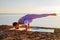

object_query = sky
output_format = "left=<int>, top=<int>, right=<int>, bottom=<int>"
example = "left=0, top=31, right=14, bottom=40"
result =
left=0, top=0, right=60, bottom=28
left=0, top=0, right=60, bottom=13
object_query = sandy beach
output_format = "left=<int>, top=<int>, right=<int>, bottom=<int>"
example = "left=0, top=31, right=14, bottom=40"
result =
left=0, top=25, right=60, bottom=40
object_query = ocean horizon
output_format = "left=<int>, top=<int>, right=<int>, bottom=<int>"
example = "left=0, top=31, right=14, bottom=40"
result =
left=0, top=13, right=60, bottom=28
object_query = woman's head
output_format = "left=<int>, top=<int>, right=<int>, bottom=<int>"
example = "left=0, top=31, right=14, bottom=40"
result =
left=13, top=22, right=19, bottom=29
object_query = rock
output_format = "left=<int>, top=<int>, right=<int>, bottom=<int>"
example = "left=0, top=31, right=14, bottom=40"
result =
left=0, top=25, right=60, bottom=40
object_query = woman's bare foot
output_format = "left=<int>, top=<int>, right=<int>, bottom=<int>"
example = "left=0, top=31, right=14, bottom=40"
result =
left=49, top=13, right=57, bottom=16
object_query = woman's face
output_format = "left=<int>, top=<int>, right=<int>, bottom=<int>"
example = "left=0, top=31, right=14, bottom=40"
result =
left=15, top=24, right=19, bottom=29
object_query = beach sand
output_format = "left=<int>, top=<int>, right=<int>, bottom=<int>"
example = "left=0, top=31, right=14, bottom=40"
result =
left=0, top=25, right=60, bottom=40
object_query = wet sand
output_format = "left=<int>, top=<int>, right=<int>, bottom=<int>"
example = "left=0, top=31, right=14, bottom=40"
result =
left=0, top=25, right=60, bottom=40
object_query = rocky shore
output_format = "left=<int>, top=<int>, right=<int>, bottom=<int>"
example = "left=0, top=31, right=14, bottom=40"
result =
left=0, top=25, right=60, bottom=40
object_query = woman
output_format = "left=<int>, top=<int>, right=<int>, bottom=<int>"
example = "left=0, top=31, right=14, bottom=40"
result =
left=18, top=13, right=56, bottom=30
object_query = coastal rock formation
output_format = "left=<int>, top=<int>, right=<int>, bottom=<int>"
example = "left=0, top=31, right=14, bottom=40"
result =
left=0, top=25, right=60, bottom=40
left=0, top=30, right=54, bottom=40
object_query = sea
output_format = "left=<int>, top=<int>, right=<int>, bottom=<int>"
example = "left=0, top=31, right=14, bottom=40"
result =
left=0, top=13, right=60, bottom=28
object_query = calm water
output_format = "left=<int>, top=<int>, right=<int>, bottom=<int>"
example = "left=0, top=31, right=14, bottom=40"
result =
left=0, top=13, right=60, bottom=28
left=28, top=28, right=54, bottom=33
